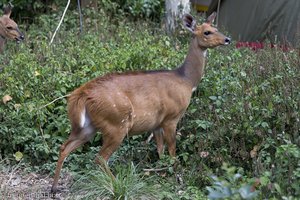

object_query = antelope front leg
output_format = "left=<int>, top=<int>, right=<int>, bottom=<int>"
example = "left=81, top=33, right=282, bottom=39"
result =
left=153, top=128, right=164, bottom=158
left=162, top=121, right=184, bottom=184
left=162, top=122, right=178, bottom=157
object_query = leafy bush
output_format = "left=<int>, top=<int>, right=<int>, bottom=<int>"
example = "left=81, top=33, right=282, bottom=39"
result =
left=0, top=4, right=299, bottom=199
left=107, top=0, right=164, bottom=21
left=177, top=46, right=300, bottom=198
left=207, top=163, right=259, bottom=199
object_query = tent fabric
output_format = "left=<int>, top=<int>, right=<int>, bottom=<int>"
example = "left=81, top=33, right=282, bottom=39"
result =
left=209, top=0, right=300, bottom=46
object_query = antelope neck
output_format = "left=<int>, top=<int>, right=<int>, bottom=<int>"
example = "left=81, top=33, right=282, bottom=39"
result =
left=0, top=34, right=5, bottom=40
left=0, top=34, right=6, bottom=52
left=0, top=22, right=6, bottom=40
left=176, top=39, right=207, bottom=88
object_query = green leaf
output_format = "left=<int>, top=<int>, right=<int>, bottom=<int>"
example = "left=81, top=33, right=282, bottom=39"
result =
left=274, top=183, right=282, bottom=194
left=261, top=122, right=268, bottom=128
left=61, top=87, right=67, bottom=93
left=216, top=100, right=222, bottom=107
left=259, top=176, right=269, bottom=186
left=165, top=40, right=170, bottom=47
left=240, top=71, right=247, bottom=77
left=209, top=96, right=217, bottom=101
left=14, top=151, right=23, bottom=161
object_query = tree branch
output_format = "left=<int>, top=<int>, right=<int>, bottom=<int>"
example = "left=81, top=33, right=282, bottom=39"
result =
left=49, top=0, right=71, bottom=44
left=39, top=94, right=70, bottom=109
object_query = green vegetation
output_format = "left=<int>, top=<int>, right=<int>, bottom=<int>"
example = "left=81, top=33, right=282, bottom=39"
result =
left=70, top=163, right=162, bottom=199
left=0, top=2, right=299, bottom=199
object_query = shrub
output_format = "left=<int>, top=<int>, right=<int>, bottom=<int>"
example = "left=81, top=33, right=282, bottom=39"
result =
left=177, top=46, right=300, bottom=198
left=70, top=162, right=162, bottom=200
left=0, top=5, right=299, bottom=199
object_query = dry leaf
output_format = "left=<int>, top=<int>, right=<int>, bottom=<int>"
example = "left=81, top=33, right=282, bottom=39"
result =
left=14, top=151, right=23, bottom=161
left=144, top=171, right=150, bottom=176
left=34, top=70, right=41, bottom=76
left=14, top=104, right=21, bottom=110
left=250, top=145, right=260, bottom=158
left=11, top=176, right=21, bottom=186
left=2, top=95, right=12, bottom=104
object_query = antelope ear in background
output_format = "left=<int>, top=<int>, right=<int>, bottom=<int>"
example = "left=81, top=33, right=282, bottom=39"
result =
left=206, top=12, right=217, bottom=25
left=3, top=3, right=13, bottom=18
left=183, top=13, right=197, bottom=34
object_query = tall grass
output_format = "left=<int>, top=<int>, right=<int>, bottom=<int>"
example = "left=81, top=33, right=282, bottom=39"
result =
left=70, top=163, right=162, bottom=200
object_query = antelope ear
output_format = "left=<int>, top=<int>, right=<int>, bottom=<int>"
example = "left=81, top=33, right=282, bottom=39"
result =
left=206, top=12, right=217, bottom=25
left=3, top=3, right=13, bottom=18
left=183, top=13, right=196, bottom=33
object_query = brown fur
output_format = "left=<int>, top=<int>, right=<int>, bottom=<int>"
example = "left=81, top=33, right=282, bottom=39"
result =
left=51, top=12, right=231, bottom=193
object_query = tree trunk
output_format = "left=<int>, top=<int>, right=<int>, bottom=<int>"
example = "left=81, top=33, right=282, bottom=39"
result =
left=165, top=0, right=190, bottom=34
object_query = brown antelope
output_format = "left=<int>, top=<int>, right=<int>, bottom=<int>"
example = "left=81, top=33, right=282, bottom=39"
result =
left=0, top=4, right=24, bottom=52
left=51, top=12, right=230, bottom=192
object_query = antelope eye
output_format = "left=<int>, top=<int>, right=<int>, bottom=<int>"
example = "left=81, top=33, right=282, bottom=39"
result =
left=204, top=31, right=211, bottom=36
left=7, top=26, right=13, bottom=30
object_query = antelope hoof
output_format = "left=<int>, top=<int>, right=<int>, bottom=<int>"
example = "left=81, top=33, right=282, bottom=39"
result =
left=51, top=185, right=58, bottom=194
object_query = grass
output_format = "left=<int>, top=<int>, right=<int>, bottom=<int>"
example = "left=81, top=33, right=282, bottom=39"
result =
left=70, top=162, right=162, bottom=200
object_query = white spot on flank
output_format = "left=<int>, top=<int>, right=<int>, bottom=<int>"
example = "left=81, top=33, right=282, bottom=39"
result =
left=113, top=104, right=116, bottom=107
left=80, top=108, right=91, bottom=128
left=203, top=50, right=207, bottom=57
left=80, top=109, right=86, bottom=128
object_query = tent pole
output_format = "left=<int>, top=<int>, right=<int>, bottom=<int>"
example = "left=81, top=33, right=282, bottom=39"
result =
left=216, top=0, right=221, bottom=27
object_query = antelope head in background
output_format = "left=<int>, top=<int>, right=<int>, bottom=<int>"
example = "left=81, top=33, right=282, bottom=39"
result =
left=0, top=3, right=24, bottom=52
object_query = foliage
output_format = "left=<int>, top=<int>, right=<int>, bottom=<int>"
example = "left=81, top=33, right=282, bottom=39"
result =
left=104, top=0, right=164, bottom=21
left=1, top=0, right=164, bottom=25
left=177, top=45, right=300, bottom=198
left=0, top=3, right=299, bottom=199
left=0, top=0, right=69, bottom=22
left=206, top=163, right=259, bottom=199
left=70, top=162, right=161, bottom=200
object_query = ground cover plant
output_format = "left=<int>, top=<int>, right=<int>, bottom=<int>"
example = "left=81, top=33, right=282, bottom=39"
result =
left=0, top=3, right=299, bottom=199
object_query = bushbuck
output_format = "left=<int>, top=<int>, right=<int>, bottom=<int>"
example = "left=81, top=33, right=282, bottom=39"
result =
left=51, top=12, right=230, bottom=192
left=0, top=4, right=24, bottom=52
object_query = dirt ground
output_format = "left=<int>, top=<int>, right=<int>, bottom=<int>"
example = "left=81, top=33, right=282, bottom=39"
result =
left=0, top=167, right=74, bottom=200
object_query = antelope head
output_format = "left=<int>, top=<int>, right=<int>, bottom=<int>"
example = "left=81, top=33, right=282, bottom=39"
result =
left=183, top=12, right=231, bottom=48
left=0, top=4, right=24, bottom=43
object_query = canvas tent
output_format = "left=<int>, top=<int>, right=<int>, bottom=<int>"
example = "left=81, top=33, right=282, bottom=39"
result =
left=192, top=0, right=300, bottom=47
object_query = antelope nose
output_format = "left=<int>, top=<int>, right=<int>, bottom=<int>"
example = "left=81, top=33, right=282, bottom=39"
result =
left=225, top=37, right=231, bottom=45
